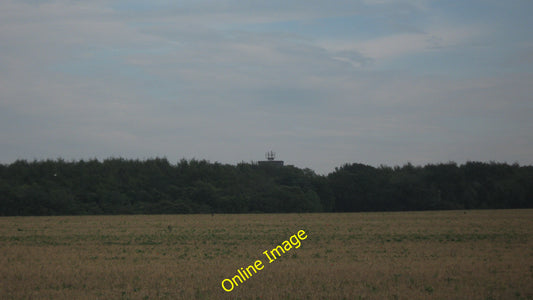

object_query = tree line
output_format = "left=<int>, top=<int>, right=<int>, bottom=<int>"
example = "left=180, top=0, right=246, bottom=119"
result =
left=0, top=158, right=531, bottom=216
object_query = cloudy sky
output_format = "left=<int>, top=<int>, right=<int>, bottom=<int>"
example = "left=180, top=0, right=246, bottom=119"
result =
left=1, top=0, right=532, bottom=174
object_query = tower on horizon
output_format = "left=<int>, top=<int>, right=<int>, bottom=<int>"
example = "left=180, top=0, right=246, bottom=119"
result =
left=258, top=150, right=284, bottom=167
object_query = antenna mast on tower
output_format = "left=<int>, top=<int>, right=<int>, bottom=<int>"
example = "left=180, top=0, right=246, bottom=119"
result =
left=259, top=150, right=284, bottom=167
left=265, top=151, right=276, bottom=161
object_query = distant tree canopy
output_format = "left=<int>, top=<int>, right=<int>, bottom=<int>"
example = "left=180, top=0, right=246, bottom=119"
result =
left=328, top=162, right=533, bottom=212
left=0, top=158, right=531, bottom=216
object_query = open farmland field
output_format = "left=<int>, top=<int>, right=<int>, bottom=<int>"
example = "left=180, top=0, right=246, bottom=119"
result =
left=1, top=210, right=532, bottom=299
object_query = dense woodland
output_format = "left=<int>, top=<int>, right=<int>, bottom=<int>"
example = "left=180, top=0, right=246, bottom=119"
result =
left=0, top=158, right=532, bottom=216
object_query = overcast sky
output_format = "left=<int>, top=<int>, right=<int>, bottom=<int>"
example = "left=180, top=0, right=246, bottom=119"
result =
left=1, top=0, right=532, bottom=174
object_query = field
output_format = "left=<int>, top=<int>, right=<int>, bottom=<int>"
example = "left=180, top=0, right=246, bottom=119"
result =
left=1, top=210, right=532, bottom=299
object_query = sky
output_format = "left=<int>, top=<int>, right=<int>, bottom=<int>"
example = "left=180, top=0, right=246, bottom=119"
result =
left=1, top=0, right=532, bottom=174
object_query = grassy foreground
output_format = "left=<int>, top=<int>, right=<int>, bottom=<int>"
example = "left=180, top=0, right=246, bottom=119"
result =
left=1, top=210, right=532, bottom=299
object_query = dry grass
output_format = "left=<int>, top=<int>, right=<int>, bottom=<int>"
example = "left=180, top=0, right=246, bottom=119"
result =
left=1, top=210, right=532, bottom=299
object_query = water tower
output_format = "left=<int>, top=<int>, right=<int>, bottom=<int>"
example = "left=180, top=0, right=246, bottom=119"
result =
left=258, top=150, right=284, bottom=167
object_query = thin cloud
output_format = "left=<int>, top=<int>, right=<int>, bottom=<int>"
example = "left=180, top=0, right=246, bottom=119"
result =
left=321, top=24, right=485, bottom=62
